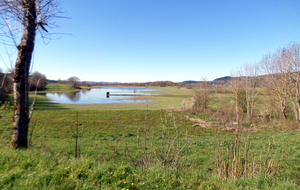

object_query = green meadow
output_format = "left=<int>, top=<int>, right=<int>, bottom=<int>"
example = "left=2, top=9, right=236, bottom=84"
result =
left=1, top=84, right=300, bottom=189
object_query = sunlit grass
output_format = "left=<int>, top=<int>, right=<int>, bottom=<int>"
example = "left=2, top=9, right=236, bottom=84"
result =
left=1, top=85, right=300, bottom=189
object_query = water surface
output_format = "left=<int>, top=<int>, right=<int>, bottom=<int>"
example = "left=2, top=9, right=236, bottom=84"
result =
left=42, top=86, right=159, bottom=105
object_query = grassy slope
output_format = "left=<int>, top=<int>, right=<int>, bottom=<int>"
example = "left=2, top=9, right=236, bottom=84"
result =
left=40, top=83, right=93, bottom=93
left=1, top=84, right=300, bottom=189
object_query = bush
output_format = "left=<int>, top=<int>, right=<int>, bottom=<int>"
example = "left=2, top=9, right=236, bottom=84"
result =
left=29, top=71, right=47, bottom=91
left=0, top=71, right=13, bottom=101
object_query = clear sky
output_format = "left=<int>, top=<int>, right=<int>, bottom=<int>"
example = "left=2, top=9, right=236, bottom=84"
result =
left=1, top=0, right=300, bottom=82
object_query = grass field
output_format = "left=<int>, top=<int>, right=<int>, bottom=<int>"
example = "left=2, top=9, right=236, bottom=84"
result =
left=1, top=84, right=300, bottom=189
left=39, top=83, right=94, bottom=93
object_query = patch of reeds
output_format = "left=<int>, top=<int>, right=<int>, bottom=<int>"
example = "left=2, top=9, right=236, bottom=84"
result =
left=214, top=126, right=286, bottom=178
left=124, top=109, right=193, bottom=168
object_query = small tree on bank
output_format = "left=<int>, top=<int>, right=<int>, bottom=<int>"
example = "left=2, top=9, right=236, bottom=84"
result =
left=68, top=76, right=80, bottom=88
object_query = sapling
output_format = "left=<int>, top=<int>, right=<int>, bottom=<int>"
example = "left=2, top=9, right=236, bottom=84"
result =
left=70, top=112, right=84, bottom=158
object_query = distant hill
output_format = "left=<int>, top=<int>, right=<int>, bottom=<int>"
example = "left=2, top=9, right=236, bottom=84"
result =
left=46, top=76, right=236, bottom=86
left=180, top=77, right=232, bottom=84
left=82, top=81, right=122, bottom=84
left=213, top=76, right=231, bottom=82
left=99, top=81, right=122, bottom=84
left=47, top=79, right=57, bottom=83
left=181, top=80, right=200, bottom=84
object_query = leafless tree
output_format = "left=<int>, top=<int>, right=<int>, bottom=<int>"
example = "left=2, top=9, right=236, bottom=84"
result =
left=230, top=70, right=243, bottom=125
left=68, top=76, right=80, bottom=88
left=260, top=48, right=291, bottom=120
left=191, top=78, right=213, bottom=113
left=0, top=0, right=63, bottom=148
left=29, top=71, right=47, bottom=90
left=286, top=42, right=300, bottom=123
left=241, top=63, right=260, bottom=121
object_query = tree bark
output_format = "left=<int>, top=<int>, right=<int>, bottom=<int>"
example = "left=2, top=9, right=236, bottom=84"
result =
left=280, top=103, right=287, bottom=120
left=10, top=0, right=36, bottom=148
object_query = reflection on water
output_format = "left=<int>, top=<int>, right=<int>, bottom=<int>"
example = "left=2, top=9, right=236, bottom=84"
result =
left=40, top=91, right=81, bottom=102
left=68, top=91, right=81, bottom=102
left=41, top=86, right=159, bottom=105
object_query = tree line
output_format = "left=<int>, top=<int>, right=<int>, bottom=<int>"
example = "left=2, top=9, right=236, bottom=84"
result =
left=191, top=42, right=300, bottom=125
left=0, top=70, right=47, bottom=102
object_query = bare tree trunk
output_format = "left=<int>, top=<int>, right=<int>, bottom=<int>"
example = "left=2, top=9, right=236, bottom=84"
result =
left=11, top=0, right=36, bottom=148
left=236, top=97, right=240, bottom=125
left=287, top=43, right=300, bottom=123
left=231, top=70, right=242, bottom=125
left=246, top=99, right=250, bottom=121
left=280, top=104, right=287, bottom=120
left=290, top=95, right=299, bottom=122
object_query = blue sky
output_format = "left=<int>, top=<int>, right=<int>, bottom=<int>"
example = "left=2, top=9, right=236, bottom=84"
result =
left=1, top=0, right=300, bottom=82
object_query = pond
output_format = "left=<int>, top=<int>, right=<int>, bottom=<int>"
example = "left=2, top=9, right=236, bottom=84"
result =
left=40, top=86, right=159, bottom=105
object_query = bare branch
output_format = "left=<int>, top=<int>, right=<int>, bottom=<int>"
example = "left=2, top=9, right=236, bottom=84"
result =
left=0, top=0, right=65, bottom=148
